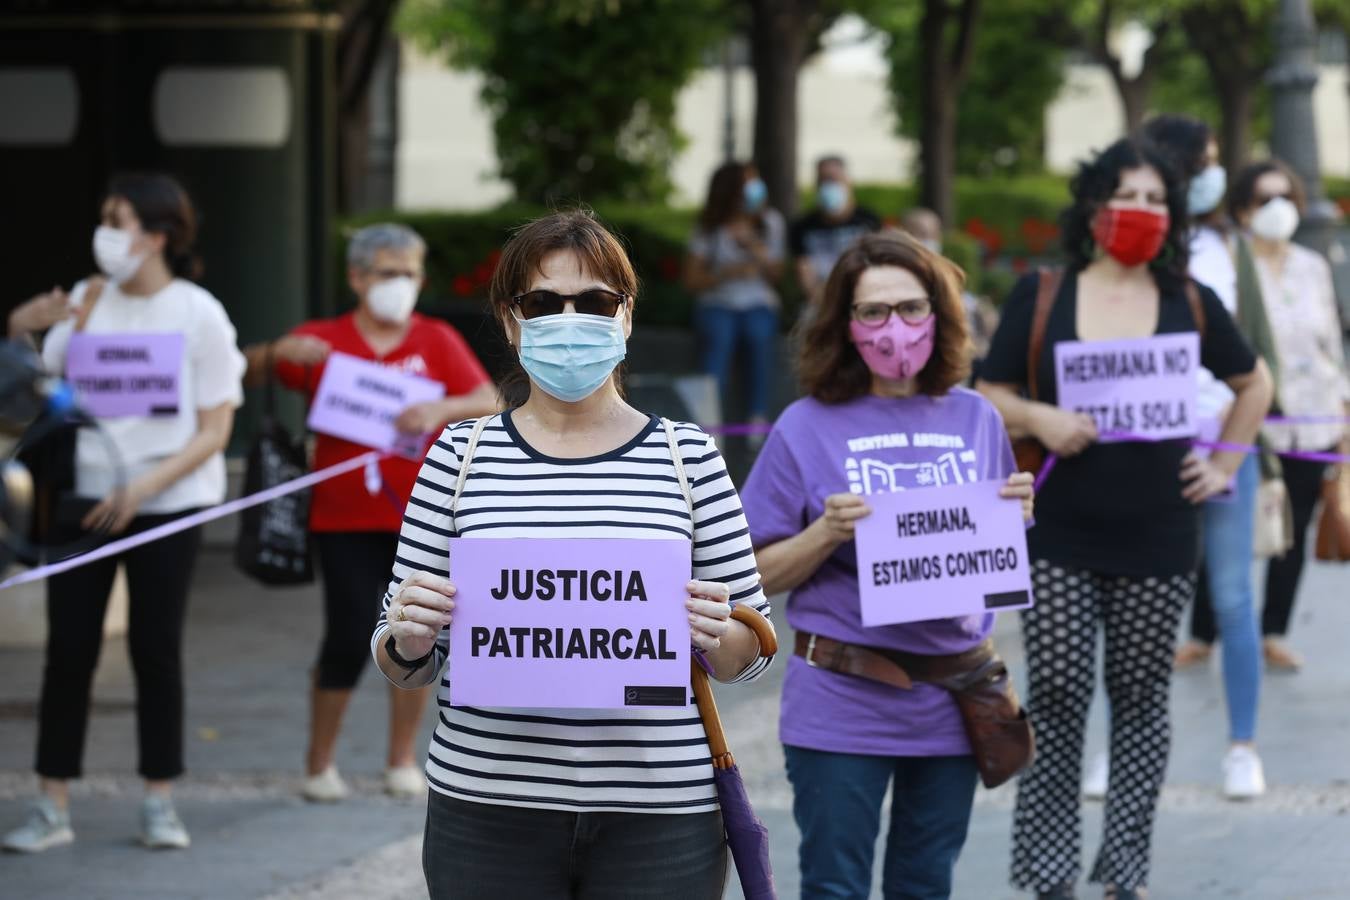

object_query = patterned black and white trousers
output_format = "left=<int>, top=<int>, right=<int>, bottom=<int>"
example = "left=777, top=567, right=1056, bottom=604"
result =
left=1010, top=559, right=1195, bottom=892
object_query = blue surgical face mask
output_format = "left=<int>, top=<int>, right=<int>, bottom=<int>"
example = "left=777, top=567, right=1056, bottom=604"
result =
left=517, top=311, right=628, bottom=403
left=1187, top=164, right=1227, bottom=216
left=743, top=178, right=767, bottom=212
left=818, top=180, right=848, bottom=215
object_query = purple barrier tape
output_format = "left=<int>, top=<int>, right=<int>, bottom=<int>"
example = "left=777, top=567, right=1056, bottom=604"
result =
left=702, top=422, right=774, bottom=436
left=1033, top=454, right=1059, bottom=493
left=1033, top=433, right=1350, bottom=491
left=0, top=451, right=384, bottom=592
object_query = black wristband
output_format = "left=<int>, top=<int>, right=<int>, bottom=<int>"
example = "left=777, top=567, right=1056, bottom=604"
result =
left=385, top=633, right=434, bottom=679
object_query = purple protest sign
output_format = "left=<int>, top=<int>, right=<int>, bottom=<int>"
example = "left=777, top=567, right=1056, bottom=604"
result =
left=854, top=480, right=1033, bottom=627
left=306, top=351, right=445, bottom=457
left=64, top=332, right=184, bottom=418
left=1054, top=333, right=1200, bottom=442
left=448, top=537, right=692, bottom=709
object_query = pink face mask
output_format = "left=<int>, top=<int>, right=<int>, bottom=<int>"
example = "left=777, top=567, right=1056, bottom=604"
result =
left=849, top=314, right=936, bottom=381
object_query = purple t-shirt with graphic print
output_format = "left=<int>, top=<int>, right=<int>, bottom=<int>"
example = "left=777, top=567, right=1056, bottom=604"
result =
left=741, top=388, right=1017, bottom=757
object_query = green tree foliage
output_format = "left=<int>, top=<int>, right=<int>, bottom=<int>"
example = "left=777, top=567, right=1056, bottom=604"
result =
left=399, top=0, right=726, bottom=204
left=875, top=0, right=1066, bottom=179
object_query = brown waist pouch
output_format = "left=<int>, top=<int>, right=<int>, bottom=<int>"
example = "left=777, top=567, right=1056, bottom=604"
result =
left=795, top=632, right=1035, bottom=788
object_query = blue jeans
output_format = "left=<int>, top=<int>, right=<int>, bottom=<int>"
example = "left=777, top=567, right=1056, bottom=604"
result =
left=1201, top=453, right=1262, bottom=742
left=783, top=745, right=978, bottom=900
left=695, top=304, right=778, bottom=419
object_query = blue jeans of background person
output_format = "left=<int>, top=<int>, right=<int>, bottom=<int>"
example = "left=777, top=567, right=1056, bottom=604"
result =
left=784, top=745, right=978, bottom=900
left=1201, top=453, right=1261, bottom=742
left=695, top=304, right=778, bottom=420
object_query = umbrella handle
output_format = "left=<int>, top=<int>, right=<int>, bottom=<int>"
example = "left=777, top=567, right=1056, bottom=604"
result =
left=691, top=604, right=778, bottom=768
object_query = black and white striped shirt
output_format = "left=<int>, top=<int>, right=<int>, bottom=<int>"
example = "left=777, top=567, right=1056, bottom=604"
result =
left=370, top=411, right=773, bottom=814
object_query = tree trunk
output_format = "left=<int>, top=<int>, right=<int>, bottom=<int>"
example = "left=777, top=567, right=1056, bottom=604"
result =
left=916, top=0, right=979, bottom=228
left=749, top=0, right=817, bottom=218
left=918, top=35, right=956, bottom=224
left=1217, top=81, right=1254, bottom=174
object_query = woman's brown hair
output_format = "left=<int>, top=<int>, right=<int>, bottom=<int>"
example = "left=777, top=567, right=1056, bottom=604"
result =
left=488, top=209, right=639, bottom=407
left=1227, top=158, right=1307, bottom=220
left=798, top=231, right=971, bottom=403
left=107, top=172, right=201, bottom=280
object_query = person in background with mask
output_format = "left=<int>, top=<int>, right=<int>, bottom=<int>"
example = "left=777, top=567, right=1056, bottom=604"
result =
left=1221, top=160, right=1350, bottom=672
left=977, top=139, right=1270, bottom=898
left=790, top=155, right=880, bottom=307
left=900, top=207, right=999, bottom=366
left=375, top=210, right=774, bottom=899
left=1141, top=114, right=1273, bottom=799
left=4, top=173, right=245, bottom=853
left=242, top=223, right=499, bottom=803
left=684, top=162, right=786, bottom=438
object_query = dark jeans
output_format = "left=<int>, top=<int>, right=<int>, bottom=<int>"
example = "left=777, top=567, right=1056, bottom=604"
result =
left=314, top=531, right=399, bottom=689
left=783, top=745, right=978, bottom=900
left=36, top=510, right=203, bottom=780
left=1192, top=453, right=1329, bottom=642
left=422, top=790, right=727, bottom=900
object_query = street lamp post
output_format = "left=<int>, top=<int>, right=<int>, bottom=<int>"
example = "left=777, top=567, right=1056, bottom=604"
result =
left=1268, top=0, right=1345, bottom=262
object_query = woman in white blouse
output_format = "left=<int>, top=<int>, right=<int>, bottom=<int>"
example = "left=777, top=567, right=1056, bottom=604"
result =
left=1228, top=160, right=1350, bottom=670
left=372, top=210, right=774, bottom=899
left=3, top=173, right=245, bottom=854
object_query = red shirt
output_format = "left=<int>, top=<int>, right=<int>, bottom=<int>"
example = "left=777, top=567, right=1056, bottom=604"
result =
left=275, top=312, right=491, bottom=533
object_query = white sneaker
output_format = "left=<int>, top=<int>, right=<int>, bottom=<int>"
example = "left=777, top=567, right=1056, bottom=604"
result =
left=140, top=794, right=190, bottom=849
left=301, top=766, right=349, bottom=803
left=1223, top=745, right=1267, bottom=799
left=1083, top=751, right=1110, bottom=800
left=384, top=765, right=426, bottom=799
left=3, top=797, right=73, bottom=853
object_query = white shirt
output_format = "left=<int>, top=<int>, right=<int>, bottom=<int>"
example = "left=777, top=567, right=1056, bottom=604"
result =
left=688, top=210, right=786, bottom=311
left=43, top=278, right=246, bottom=513
left=1189, top=226, right=1237, bottom=420
left=1256, top=243, right=1350, bottom=452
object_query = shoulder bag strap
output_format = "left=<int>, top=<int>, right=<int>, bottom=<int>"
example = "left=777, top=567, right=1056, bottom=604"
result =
left=1184, top=279, right=1207, bottom=337
left=449, top=415, right=492, bottom=525
left=660, top=417, right=694, bottom=519
left=1027, top=268, right=1062, bottom=401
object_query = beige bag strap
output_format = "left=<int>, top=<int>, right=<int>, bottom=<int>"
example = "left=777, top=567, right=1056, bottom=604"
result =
left=73, top=277, right=107, bottom=333
left=450, top=415, right=492, bottom=524
left=660, top=417, right=694, bottom=518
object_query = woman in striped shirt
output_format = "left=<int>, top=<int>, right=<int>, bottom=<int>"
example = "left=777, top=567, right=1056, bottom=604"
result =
left=369, top=210, right=774, bottom=899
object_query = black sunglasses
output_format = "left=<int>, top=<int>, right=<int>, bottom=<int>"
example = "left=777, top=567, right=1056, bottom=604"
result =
left=511, top=289, right=628, bottom=320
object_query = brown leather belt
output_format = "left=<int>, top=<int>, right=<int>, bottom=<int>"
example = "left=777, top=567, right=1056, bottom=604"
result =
left=793, top=632, right=996, bottom=691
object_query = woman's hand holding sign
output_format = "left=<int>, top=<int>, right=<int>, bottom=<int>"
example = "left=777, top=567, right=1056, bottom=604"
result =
left=999, top=471, right=1036, bottom=522
left=386, top=571, right=456, bottom=663
left=687, top=580, right=733, bottom=651
left=820, top=493, right=873, bottom=543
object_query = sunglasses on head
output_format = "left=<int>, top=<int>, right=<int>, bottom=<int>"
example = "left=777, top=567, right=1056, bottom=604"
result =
left=511, top=289, right=628, bottom=320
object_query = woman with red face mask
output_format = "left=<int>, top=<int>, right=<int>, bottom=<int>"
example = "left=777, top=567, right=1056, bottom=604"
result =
left=977, top=138, right=1272, bottom=899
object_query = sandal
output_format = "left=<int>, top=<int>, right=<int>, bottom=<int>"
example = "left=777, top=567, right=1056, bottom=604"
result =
left=1037, top=886, right=1076, bottom=900
left=1173, top=640, right=1212, bottom=669
left=1104, top=886, right=1148, bottom=899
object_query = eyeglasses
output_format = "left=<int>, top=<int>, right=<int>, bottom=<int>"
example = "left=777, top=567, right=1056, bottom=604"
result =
left=851, top=298, right=933, bottom=328
left=511, top=289, right=628, bottom=320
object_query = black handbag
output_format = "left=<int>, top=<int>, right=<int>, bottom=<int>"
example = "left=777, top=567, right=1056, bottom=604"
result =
left=234, top=363, right=314, bottom=585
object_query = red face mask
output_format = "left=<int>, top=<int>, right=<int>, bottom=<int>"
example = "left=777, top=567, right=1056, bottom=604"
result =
left=1091, top=206, right=1170, bottom=267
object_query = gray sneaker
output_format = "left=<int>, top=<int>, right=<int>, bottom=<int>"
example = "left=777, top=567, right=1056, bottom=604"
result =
left=140, top=794, right=190, bottom=850
left=3, top=797, right=74, bottom=853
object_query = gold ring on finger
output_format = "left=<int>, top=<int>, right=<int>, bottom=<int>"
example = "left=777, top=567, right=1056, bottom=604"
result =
left=398, top=605, right=407, bottom=622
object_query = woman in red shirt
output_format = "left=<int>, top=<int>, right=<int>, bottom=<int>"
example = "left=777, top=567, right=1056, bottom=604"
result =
left=244, top=223, right=498, bottom=801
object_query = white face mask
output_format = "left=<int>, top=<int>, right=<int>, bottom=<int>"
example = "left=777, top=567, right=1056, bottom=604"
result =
left=366, top=276, right=419, bottom=323
left=92, top=225, right=147, bottom=285
left=1249, top=196, right=1300, bottom=243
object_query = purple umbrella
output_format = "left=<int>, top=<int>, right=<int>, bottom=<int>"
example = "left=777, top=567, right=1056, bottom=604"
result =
left=691, top=605, right=778, bottom=900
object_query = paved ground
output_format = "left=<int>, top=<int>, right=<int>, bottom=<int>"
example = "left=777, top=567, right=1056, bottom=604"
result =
left=2, top=547, right=1348, bottom=899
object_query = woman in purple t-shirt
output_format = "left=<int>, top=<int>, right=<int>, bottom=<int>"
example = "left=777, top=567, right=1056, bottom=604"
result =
left=742, top=232, right=1034, bottom=900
